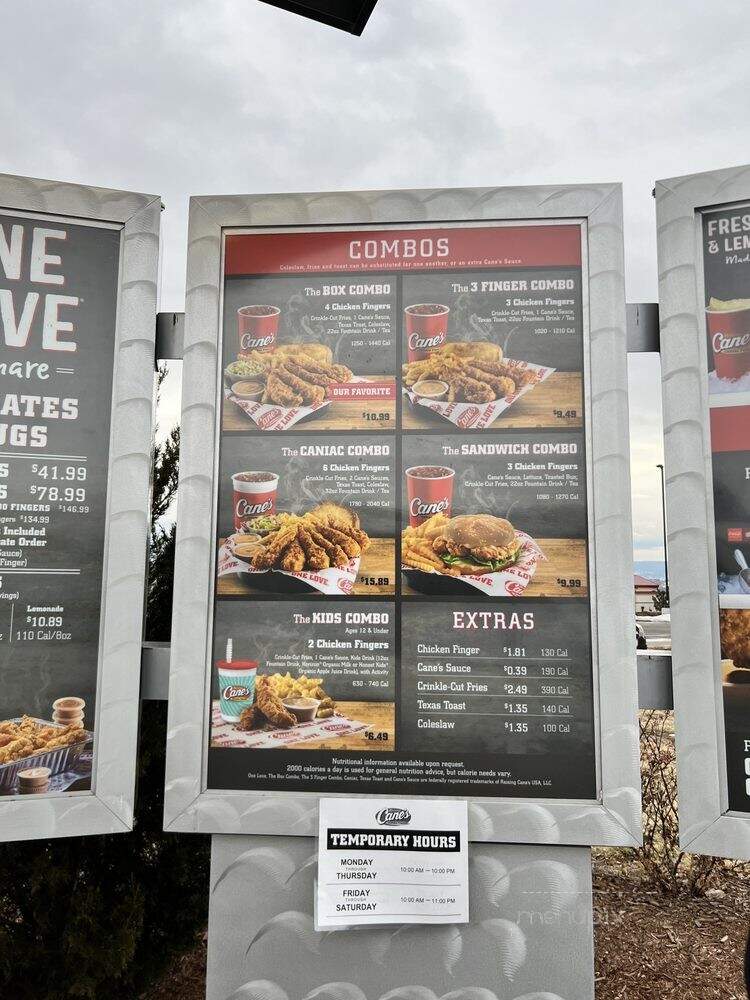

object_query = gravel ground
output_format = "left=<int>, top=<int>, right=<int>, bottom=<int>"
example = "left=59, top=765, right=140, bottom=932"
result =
left=593, top=869, right=749, bottom=999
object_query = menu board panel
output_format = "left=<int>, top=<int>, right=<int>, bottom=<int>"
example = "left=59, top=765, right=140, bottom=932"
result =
left=702, top=203, right=750, bottom=812
left=0, top=211, right=120, bottom=799
left=206, top=220, right=597, bottom=801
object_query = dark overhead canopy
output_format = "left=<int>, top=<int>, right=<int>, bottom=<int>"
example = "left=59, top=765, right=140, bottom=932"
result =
left=258, top=0, right=379, bottom=35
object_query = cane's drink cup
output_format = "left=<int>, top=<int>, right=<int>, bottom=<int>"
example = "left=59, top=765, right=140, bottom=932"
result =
left=707, top=298, right=750, bottom=381
left=405, top=465, right=455, bottom=527
left=238, top=305, right=280, bottom=356
left=217, top=660, right=258, bottom=723
left=232, top=471, right=279, bottom=530
left=405, top=303, right=450, bottom=362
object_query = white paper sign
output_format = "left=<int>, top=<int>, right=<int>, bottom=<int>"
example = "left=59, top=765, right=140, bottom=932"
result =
left=316, top=797, right=469, bottom=928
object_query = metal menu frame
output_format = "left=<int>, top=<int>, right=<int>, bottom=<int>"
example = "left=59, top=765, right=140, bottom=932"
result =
left=657, top=163, right=750, bottom=858
left=0, top=173, right=160, bottom=841
left=164, top=183, right=640, bottom=846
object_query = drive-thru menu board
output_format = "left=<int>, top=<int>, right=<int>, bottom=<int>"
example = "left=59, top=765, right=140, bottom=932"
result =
left=207, top=221, right=597, bottom=800
left=702, top=203, right=750, bottom=812
left=0, top=212, right=119, bottom=798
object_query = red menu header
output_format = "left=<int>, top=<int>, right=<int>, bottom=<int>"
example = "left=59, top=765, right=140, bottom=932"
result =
left=710, top=404, right=750, bottom=453
left=225, top=224, right=582, bottom=276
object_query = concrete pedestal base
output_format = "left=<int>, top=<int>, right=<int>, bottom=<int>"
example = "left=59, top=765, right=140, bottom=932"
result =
left=207, top=835, right=594, bottom=1000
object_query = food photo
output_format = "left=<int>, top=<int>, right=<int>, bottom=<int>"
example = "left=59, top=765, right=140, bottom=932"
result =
left=400, top=436, right=589, bottom=598
left=221, top=264, right=398, bottom=432
left=0, top=698, right=92, bottom=797
left=207, top=604, right=395, bottom=769
left=401, top=273, right=584, bottom=431
left=216, top=436, right=396, bottom=596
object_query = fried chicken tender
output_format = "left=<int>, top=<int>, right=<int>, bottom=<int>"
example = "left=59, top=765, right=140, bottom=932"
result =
left=279, top=540, right=306, bottom=572
left=471, top=359, right=537, bottom=388
left=274, top=364, right=326, bottom=405
left=37, top=729, right=84, bottom=751
left=403, top=349, right=543, bottom=403
left=303, top=524, right=350, bottom=568
left=463, top=365, right=516, bottom=398
left=239, top=503, right=369, bottom=573
left=251, top=524, right=299, bottom=569
left=296, top=526, right=330, bottom=570
left=449, top=373, right=496, bottom=403
left=285, top=358, right=353, bottom=387
left=0, top=717, right=86, bottom=764
left=312, top=523, right=361, bottom=559
left=255, top=676, right=296, bottom=728
left=263, top=371, right=303, bottom=407
left=236, top=705, right=265, bottom=731
left=0, top=738, right=33, bottom=763
left=306, top=505, right=370, bottom=553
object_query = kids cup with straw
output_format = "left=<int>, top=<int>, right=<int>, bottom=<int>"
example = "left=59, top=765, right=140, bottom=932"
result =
left=217, top=639, right=258, bottom=723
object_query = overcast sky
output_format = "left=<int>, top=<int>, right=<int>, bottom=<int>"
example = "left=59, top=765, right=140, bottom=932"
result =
left=4, top=0, right=747, bottom=564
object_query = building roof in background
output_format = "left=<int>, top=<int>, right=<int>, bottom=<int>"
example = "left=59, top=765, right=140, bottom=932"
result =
left=634, top=574, right=659, bottom=588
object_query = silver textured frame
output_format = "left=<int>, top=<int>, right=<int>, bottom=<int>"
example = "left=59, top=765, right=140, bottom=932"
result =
left=657, top=163, right=750, bottom=858
left=0, top=173, right=160, bottom=841
left=165, top=183, right=640, bottom=847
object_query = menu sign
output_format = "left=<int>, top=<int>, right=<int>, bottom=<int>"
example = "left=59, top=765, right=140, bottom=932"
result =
left=702, top=203, right=750, bottom=811
left=0, top=212, right=120, bottom=799
left=206, top=220, right=598, bottom=802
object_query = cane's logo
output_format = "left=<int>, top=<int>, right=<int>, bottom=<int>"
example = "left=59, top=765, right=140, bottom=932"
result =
left=712, top=331, right=750, bottom=354
left=240, top=333, right=275, bottom=351
left=457, top=407, right=480, bottom=428
left=258, top=409, right=283, bottom=429
left=407, top=331, right=447, bottom=353
left=375, top=807, right=411, bottom=827
left=236, top=498, right=273, bottom=518
left=223, top=685, right=251, bottom=701
left=409, top=496, right=450, bottom=519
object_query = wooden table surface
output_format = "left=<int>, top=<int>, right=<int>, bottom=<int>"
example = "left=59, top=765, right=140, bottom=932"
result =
left=219, top=536, right=585, bottom=598
left=223, top=375, right=396, bottom=432
left=401, top=537, right=588, bottom=598
left=217, top=537, right=396, bottom=597
left=402, top=372, right=583, bottom=430
left=285, top=701, right=395, bottom=751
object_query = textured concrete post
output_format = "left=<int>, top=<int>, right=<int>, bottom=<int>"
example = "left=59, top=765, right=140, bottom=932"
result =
left=207, top=834, right=594, bottom=1000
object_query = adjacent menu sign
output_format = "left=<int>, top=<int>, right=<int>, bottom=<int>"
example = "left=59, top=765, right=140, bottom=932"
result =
left=702, top=203, right=750, bottom=811
left=0, top=212, right=120, bottom=799
left=205, top=221, right=597, bottom=801
left=316, top=797, right=469, bottom=928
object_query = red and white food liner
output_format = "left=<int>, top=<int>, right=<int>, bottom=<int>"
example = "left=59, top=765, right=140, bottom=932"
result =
left=224, top=384, right=329, bottom=431
left=210, top=703, right=370, bottom=749
left=403, top=359, right=554, bottom=429
left=403, top=532, right=546, bottom=597
left=225, top=376, right=395, bottom=431
left=218, top=539, right=361, bottom=596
